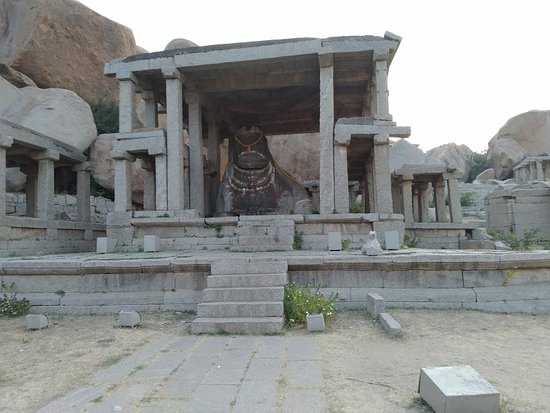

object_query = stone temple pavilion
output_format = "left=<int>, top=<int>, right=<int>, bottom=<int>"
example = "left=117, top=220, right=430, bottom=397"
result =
left=103, top=33, right=412, bottom=252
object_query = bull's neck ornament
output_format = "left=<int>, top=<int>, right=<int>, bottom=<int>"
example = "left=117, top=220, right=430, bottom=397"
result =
left=234, top=132, right=264, bottom=152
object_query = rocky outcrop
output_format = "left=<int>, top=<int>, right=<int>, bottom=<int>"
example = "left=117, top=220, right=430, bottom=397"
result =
left=486, top=137, right=527, bottom=180
left=390, top=139, right=444, bottom=172
left=0, top=0, right=137, bottom=103
left=164, top=38, right=198, bottom=50
left=474, top=168, right=495, bottom=182
left=427, top=143, right=474, bottom=180
left=89, top=134, right=145, bottom=203
left=0, top=64, right=36, bottom=88
left=0, top=77, right=97, bottom=152
left=486, top=110, right=550, bottom=179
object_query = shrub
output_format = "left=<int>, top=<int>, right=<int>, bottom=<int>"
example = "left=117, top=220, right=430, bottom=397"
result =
left=293, top=231, right=303, bottom=250
left=492, top=228, right=550, bottom=251
left=466, top=150, right=488, bottom=182
left=283, top=283, right=337, bottom=327
left=0, top=282, right=30, bottom=318
left=460, top=192, right=476, bottom=207
left=91, top=100, right=119, bottom=134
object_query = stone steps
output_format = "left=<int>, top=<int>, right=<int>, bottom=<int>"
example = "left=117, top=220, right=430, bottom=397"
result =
left=191, top=258, right=287, bottom=335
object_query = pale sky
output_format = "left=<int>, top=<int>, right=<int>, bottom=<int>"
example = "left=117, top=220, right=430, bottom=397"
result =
left=79, top=0, right=550, bottom=153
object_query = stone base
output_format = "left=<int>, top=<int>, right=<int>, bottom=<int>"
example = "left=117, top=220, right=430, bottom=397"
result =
left=419, top=365, right=500, bottom=413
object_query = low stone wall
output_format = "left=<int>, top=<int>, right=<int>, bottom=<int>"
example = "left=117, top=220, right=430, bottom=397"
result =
left=486, top=187, right=550, bottom=237
left=404, top=222, right=480, bottom=249
left=2, top=251, right=549, bottom=315
left=111, top=212, right=405, bottom=252
left=6, top=193, right=114, bottom=222
left=0, top=216, right=105, bottom=257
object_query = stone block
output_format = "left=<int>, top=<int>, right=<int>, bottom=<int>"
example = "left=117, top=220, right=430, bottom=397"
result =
left=26, top=314, right=48, bottom=330
left=378, top=312, right=403, bottom=336
left=384, top=230, right=400, bottom=250
left=96, top=237, right=115, bottom=254
left=306, top=313, right=325, bottom=332
left=328, top=232, right=341, bottom=251
left=418, top=365, right=500, bottom=413
left=119, top=311, right=141, bottom=327
left=366, top=292, right=385, bottom=316
left=143, top=235, right=160, bottom=252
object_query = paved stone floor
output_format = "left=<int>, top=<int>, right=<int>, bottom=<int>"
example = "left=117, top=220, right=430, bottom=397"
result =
left=38, top=335, right=325, bottom=413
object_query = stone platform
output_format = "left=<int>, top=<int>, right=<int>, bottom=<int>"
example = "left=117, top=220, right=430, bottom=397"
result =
left=1, top=249, right=550, bottom=317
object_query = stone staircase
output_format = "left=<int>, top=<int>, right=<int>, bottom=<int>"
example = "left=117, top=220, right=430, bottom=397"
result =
left=191, top=258, right=287, bottom=334
left=230, top=217, right=294, bottom=252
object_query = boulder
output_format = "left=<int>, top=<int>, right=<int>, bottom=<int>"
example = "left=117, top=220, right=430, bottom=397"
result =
left=0, top=80, right=97, bottom=152
left=390, top=138, right=444, bottom=172
left=486, top=137, right=527, bottom=180
left=89, top=134, right=145, bottom=203
left=487, top=110, right=550, bottom=179
left=164, top=38, right=199, bottom=50
left=427, top=143, right=474, bottom=180
left=0, top=0, right=137, bottom=104
left=474, top=168, right=495, bottom=183
left=6, top=168, right=26, bottom=192
left=0, top=63, right=36, bottom=88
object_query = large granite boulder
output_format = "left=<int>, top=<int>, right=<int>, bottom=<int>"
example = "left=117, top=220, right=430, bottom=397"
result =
left=486, top=110, right=550, bottom=179
left=427, top=143, right=474, bottom=180
left=89, top=134, right=145, bottom=203
left=0, top=64, right=36, bottom=88
left=0, top=78, right=97, bottom=152
left=0, top=0, right=137, bottom=103
left=164, top=38, right=198, bottom=50
left=390, top=138, right=444, bottom=172
left=486, top=137, right=527, bottom=180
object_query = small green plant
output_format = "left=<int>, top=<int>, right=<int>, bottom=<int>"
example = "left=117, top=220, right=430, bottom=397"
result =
left=466, top=150, right=488, bottom=182
left=55, top=290, right=65, bottom=297
left=0, top=282, right=30, bottom=317
left=349, top=203, right=362, bottom=213
left=204, top=222, right=223, bottom=238
left=283, top=283, right=337, bottom=327
left=91, top=100, right=119, bottom=134
left=460, top=192, right=476, bottom=207
left=491, top=228, right=550, bottom=251
left=293, top=231, right=304, bottom=250
left=341, top=239, right=351, bottom=251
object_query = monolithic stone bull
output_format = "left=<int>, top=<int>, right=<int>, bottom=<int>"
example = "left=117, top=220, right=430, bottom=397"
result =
left=215, top=126, right=312, bottom=216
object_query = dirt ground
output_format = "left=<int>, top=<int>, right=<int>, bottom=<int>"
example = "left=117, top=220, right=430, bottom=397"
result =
left=1, top=309, right=549, bottom=413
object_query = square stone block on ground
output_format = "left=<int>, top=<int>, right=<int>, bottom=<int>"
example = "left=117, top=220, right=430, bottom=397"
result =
left=419, top=365, right=500, bottom=413
left=328, top=232, right=341, bottom=251
left=143, top=235, right=160, bottom=252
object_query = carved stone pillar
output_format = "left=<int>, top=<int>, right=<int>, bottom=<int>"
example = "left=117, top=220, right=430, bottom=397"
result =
left=0, top=137, right=13, bottom=218
left=111, top=150, right=135, bottom=212
left=72, top=161, right=91, bottom=222
left=31, top=149, right=59, bottom=220
left=416, top=182, right=430, bottom=223
left=434, top=179, right=449, bottom=223
left=401, top=175, right=414, bottom=225
left=141, top=89, right=158, bottom=128
left=206, top=110, right=220, bottom=216
left=373, top=134, right=392, bottom=214
left=185, top=89, right=204, bottom=216
left=373, top=51, right=392, bottom=121
left=163, top=67, right=185, bottom=210
left=141, top=158, right=156, bottom=211
left=118, top=73, right=138, bottom=133
left=447, top=176, right=463, bottom=223
left=319, top=52, right=335, bottom=214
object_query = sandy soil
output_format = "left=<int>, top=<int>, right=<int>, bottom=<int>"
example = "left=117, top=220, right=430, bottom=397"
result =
left=1, top=310, right=549, bottom=413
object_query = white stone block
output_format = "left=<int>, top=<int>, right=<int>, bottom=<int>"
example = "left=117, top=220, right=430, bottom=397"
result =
left=419, top=365, right=500, bottom=413
left=384, top=230, right=400, bottom=250
left=379, top=312, right=402, bottom=336
left=144, top=235, right=160, bottom=252
left=306, top=313, right=325, bottom=332
left=26, top=314, right=48, bottom=330
left=119, top=311, right=141, bottom=327
left=96, top=237, right=115, bottom=254
left=366, top=293, right=385, bottom=316
left=328, top=232, right=341, bottom=251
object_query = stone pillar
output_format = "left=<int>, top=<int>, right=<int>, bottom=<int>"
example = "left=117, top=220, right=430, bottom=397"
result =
left=141, top=89, right=158, bottom=128
left=319, top=52, right=335, bottom=214
left=72, top=162, right=91, bottom=222
left=118, top=73, right=138, bottom=133
left=433, top=179, right=449, bottom=223
left=206, top=110, right=220, bottom=216
left=447, top=176, right=463, bottom=223
left=185, top=89, right=205, bottom=216
left=333, top=136, right=350, bottom=213
left=22, top=165, right=37, bottom=217
left=373, top=134, right=392, bottom=214
left=401, top=175, right=414, bottom=225
left=373, top=52, right=392, bottom=121
left=31, top=149, right=59, bottom=220
left=141, top=158, right=156, bottom=211
left=163, top=67, right=185, bottom=210
left=416, top=182, right=430, bottom=222
left=412, top=185, right=419, bottom=222
left=365, top=154, right=375, bottom=213
left=536, top=160, right=544, bottom=180
left=112, top=150, right=135, bottom=212
left=155, top=154, right=168, bottom=211
left=0, top=137, right=13, bottom=218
